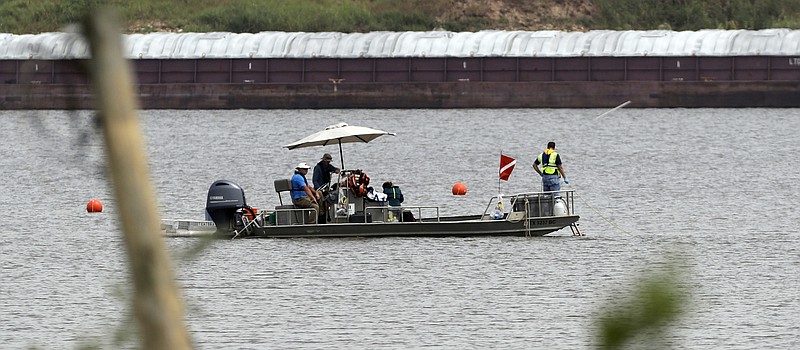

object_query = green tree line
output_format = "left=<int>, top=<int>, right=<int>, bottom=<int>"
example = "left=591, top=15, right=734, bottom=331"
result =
left=595, top=0, right=800, bottom=30
left=0, top=0, right=798, bottom=34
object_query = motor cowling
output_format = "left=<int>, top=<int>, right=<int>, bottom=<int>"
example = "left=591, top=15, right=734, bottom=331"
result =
left=206, top=180, right=248, bottom=233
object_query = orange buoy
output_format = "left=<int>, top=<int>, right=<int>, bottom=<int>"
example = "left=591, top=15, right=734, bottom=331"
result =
left=86, top=199, right=103, bottom=213
left=452, top=182, right=467, bottom=195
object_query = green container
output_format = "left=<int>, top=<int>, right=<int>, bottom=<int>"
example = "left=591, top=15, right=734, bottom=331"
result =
left=268, top=212, right=276, bottom=225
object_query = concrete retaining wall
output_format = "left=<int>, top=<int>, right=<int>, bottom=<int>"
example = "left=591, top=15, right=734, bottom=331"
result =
left=2, top=81, right=799, bottom=109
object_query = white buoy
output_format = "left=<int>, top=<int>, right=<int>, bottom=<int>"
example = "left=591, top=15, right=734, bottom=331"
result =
left=553, top=198, right=568, bottom=216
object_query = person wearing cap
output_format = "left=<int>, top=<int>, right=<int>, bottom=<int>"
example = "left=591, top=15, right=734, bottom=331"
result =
left=291, top=162, right=321, bottom=224
left=532, top=141, right=569, bottom=195
left=312, top=153, right=341, bottom=190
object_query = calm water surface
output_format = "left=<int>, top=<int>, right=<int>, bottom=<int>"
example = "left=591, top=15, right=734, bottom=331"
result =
left=1, top=108, right=799, bottom=349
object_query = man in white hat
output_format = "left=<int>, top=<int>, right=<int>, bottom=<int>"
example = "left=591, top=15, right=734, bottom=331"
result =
left=313, top=152, right=340, bottom=190
left=291, top=162, right=321, bottom=224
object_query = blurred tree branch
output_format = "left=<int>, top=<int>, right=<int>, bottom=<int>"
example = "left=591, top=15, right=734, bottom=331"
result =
left=83, top=8, right=192, bottom=350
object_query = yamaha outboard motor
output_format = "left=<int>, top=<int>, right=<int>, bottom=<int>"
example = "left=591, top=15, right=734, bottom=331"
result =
left=206, top=180, right=248, bottom=233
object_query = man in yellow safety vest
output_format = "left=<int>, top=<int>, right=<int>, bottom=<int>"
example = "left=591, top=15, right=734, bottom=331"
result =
left=532, top=141, right=569, bottom=195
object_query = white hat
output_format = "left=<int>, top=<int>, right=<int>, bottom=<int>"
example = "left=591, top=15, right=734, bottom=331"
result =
left=296, top=162, right=311, bottom=169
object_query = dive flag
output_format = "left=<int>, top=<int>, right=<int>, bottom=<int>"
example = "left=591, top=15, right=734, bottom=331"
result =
left=499, top=154, right=516, bottom=181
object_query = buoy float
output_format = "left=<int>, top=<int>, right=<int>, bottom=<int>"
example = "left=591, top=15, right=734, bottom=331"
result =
left=452, top=182, right=467, bottom=195
left=553, top=198, right=568, bottom=216
left=86, top=199, right=103, bottom=213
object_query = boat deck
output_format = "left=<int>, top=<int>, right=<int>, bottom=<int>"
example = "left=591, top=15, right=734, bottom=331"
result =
left=163, top=190, right=581, bottom=239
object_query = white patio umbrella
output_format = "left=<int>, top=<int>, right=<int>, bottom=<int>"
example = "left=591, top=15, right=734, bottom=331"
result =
left=283, top=122, right=396, bottom=169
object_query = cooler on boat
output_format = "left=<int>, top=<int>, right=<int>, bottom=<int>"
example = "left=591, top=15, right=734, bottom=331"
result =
left=364, top=194, right=389, bottom=222
left=513, top=194, right=554, bottom=217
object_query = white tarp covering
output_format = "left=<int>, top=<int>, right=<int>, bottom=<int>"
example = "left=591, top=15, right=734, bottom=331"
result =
left=1, top=29, right=799, bottom=60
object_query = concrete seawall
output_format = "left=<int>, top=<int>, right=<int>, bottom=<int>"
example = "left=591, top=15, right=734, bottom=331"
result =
left=2, top=81, right=799, bottom=109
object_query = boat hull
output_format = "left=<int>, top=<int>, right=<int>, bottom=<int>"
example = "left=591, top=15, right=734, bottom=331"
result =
left=214, top=214, right=580, bottom=239
left=167, top=184, right=583, bottom=239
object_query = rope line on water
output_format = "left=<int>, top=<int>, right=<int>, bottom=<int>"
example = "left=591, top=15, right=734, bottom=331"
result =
left=567, top=184, right=632, bottom=235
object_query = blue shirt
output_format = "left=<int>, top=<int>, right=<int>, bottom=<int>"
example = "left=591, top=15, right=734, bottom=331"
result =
left=291, top=173, right=309, bottom=200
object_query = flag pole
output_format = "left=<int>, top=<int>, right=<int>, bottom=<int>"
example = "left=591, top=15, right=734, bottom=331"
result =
left=498, top=150, right=502, bottom=195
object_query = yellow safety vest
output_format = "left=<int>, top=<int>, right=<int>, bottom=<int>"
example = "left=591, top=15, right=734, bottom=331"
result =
left=537, top=151, right=559, bottom=175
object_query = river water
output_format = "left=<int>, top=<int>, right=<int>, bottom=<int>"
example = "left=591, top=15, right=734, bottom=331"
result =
left=1, top=108, right=799, bottom=349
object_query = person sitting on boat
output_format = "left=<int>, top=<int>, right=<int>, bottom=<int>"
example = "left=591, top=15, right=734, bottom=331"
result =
left=383, top=181, right=415, bottom=222
left=532, top=141, right=569, bottom=196
left=312, top=153, right=340, bottom=190
left=382, top=181, right=404, bottom=206
left=291, top=162, right=321, bottom=224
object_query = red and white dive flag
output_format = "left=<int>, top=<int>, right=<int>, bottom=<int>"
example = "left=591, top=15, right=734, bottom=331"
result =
left=499, top=154, right=516, bottom=181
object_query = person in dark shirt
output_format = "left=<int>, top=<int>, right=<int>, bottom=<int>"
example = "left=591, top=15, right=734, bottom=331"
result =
left=382, top=181, right=404, bottom=206
left=382, top=181, right=415, bottom=222
left=312, top=153, right=340, bottom=190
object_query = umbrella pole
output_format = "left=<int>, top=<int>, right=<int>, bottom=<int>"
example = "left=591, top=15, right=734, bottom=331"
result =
left=338, top=139, right=345, bottom=170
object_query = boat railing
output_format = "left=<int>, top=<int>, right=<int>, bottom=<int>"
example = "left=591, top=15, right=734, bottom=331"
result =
left=364, top=205, right=441, bottom=223
left=270, top=207, right=318, bottom=226
left=400, top=206, right=440, bottom=222
left=482, top=190, right=576, bottom=220
left=233, top=211, right=264, bottom=237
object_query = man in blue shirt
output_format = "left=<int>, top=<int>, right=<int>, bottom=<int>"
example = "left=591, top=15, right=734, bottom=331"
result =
left=291, top=162, right=321, bottom=224
left=533, top=141, right=569, bottom=195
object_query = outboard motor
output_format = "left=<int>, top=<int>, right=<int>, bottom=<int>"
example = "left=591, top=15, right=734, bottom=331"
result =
left=206, top=180, right=248, bottom=233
